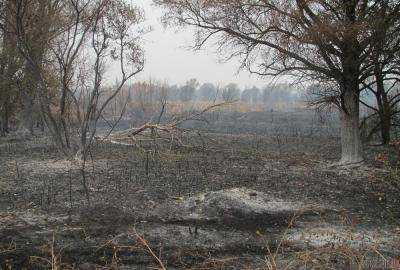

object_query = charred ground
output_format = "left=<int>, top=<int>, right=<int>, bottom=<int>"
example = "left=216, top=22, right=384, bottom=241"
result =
left=0, top=110, right=399, bottom=269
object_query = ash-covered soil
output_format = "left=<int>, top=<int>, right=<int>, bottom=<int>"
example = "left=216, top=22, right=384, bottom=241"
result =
left=0, top=133, right=399, bottom=269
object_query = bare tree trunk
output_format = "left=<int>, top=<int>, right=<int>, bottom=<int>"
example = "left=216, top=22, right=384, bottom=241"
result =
left=0, top=102, right=10, bottom=136
left=380, top=92, right=391, bottom=145
left=0, top=122, right=7, bottom=136
left=375, top=72, right=391, bottom=145
left=340, top=89, right=363, bottom=164
left=339, top=28, right=363, bottom=164
left=380, top=113, right=391, bottom=144
left=20, top=87, right=35, bottom=135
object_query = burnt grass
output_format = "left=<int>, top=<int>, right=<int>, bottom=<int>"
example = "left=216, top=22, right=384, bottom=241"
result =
left=0, top=121, right=400, bottom=268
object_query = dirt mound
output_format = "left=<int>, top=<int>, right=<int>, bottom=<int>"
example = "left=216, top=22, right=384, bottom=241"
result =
left=152, top=188, right=322, bottom=229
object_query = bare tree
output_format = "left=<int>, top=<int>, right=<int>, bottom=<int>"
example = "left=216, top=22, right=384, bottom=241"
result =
left=198, top=82, right=217, bottom=102
left=0, top=0, right=147, bottom=204
left=0, top=1, right=22, bottom=136
left=221, top=83, right=240, bottom=102
left=130, top=80, right=169, bottom=124
left=154, top=0, right=400, bottom=164
left=5, top=0, right=145, bottom=159
left=179, top=78, right=198, bottom=103
left=359, top=1, right=400, bottom=145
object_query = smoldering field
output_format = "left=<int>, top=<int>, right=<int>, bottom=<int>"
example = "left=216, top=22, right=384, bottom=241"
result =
left=0, top=109, right=399, bottom=269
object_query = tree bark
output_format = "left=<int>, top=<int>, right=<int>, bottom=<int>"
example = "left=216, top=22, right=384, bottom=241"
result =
left=380, top=113, right=391, bottom=144
left=375, top=72, right=391, bottom=144
left=20, top=87, right=35, bottom=135
left=339, top=19, right=363, bottom=164
left=340, top=88, right=363, bottom=164
left=380, top=92, right=391, bottom=145
left=0, top=100, right=10, bottom=136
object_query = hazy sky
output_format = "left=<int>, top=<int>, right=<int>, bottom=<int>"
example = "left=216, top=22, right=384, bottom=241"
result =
left=133, top=1, right=269, bottom=88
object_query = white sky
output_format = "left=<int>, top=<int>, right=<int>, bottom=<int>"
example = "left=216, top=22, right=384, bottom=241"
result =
left=132, top=0, right=270, bottom=88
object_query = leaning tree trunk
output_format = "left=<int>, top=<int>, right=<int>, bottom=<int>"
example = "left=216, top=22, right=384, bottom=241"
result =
left=340, top=88, right=363, bottom=164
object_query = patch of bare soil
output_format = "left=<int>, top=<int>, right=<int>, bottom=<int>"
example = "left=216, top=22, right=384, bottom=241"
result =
left=0, top=134, right=399, bottom=269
